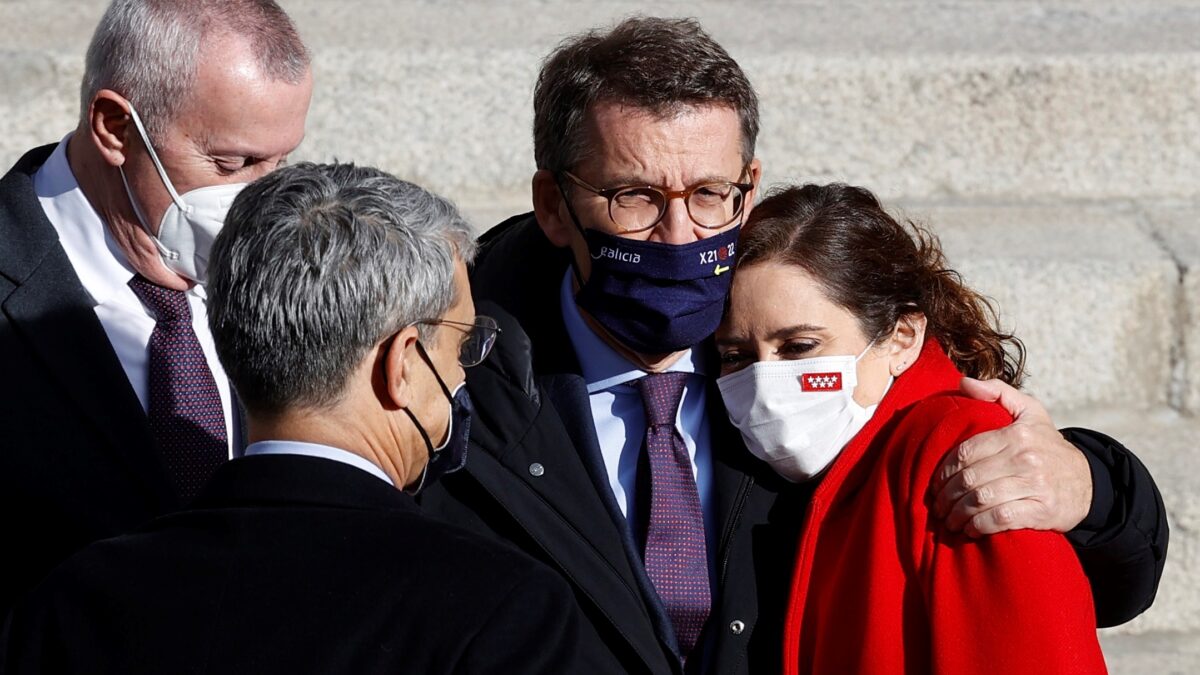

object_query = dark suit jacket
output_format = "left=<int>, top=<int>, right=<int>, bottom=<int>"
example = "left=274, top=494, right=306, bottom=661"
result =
left=421, top=214, right=807, bottom=674
left=0, top=144, right=185, bottom=620
left=0, top=454, right=583, bottom=674
left=421, top=212, right=1168, bottom=674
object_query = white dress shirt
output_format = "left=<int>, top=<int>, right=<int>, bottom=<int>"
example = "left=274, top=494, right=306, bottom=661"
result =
left=559, top=270, right=717, bottom=560
left=33, top=134, right=237, bottom=457
left=244, top=440, right=395, bottom=486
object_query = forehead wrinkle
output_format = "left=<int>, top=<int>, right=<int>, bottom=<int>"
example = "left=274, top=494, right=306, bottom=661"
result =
left=585, top=101, right=742, bottom=189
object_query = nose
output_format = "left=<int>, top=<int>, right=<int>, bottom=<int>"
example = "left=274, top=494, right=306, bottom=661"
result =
left=650, top=197, right=698, bottom=245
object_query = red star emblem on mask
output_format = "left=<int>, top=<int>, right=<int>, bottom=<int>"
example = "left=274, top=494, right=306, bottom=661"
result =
left=800, top=372, right=842, bottom=392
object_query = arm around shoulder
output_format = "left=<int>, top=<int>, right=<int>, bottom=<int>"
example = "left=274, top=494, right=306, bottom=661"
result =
left=907, top=402, right=1108, bottom=674
left=948, top=378, right=1169, bottom=626
left=1062, top=426, right=1169, bottom=627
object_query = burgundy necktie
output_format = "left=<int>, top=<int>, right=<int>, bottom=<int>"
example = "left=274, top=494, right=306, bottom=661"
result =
left=128, top=276, right=227, bottom=500
left=637, top=371, right=712, bottom=661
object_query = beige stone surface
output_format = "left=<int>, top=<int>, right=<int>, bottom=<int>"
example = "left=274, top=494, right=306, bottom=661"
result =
left=911, top=203, right=1179, bottom=411
left=1100, top=631, right=1200, bottom=675
left=3, top=1, right=1200, bottom=204
left=1059, top=407, right=1200, bottom=635
left=1, top=0, right=1198, bottom=662
left=1143, top=206, right=1200, bottom=413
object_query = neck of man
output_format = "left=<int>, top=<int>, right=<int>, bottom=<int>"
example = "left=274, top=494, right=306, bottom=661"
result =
left=576, top=303, right=690, bottom=373
left=247, top=408, right=415, bottom=489
left=66, top=126, right=193, bottom=291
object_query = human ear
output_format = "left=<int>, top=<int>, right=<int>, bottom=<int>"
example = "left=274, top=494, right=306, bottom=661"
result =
left=739, top=157, right=764, bottom=220
left=381, top=325, right=422, bottom=410
left=87, top=90, right=135, bottom=168
left=532, top=169, right=591, bottom=283
left=532, top=170, right=575, bottom=247
left=888, top=313, right=928, bottom=377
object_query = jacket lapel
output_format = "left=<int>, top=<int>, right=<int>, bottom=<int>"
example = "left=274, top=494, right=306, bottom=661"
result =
left=466, top=217, right=689, bottom=671
left=0, top=145, right=174, bottom=506
left=706, top=387, right=760, bottom=559
left=462, top=356, right=673, bottom=672
left=541, top=372, right=683, bottom=658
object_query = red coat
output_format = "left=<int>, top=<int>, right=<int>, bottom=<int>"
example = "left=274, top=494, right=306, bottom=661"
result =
left=783, top=340, right=1107, bottom=675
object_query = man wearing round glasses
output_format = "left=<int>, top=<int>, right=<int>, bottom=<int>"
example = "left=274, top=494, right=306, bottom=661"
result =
left=558, top=168, right=755, bottom=235
left=420, top=16, right=1166, bottom=675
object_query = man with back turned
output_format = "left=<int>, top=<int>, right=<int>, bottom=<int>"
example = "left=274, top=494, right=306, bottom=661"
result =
left=1, top=162, right=583, bottom=674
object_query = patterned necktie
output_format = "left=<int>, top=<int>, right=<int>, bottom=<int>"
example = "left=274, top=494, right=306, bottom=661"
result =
left=128, top=276, right=227, bottom=500
left=636, top=371, right=711, bottom=661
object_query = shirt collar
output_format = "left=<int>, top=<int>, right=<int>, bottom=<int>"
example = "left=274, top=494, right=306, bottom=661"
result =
left=559, top=269, right=706, bottom=394
left=244, top=440, right=396, bottom=487
left=34, top=133, right=138, bottom=307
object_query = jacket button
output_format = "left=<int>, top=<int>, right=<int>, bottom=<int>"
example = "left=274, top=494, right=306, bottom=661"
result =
left=529, top=462, right=545, bottom=477
left=729, top=620, right=745, bottom=635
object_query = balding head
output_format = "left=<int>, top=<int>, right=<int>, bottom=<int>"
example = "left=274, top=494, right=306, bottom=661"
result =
left=81, top=0, right=310, bottom=141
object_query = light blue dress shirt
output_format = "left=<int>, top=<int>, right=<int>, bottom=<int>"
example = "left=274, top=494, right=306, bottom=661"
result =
left=244, top=440, right=395, bottom=486
left=559, top=271, right=716, bottom=560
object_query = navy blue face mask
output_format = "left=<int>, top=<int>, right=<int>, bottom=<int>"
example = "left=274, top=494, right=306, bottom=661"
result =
left=562, top=197, right=741, bottom=354
left=404, top=341, right=472, bottom=494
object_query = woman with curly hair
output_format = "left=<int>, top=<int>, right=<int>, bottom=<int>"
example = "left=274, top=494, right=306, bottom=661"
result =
left=716, top=183, right=1106, bottom=674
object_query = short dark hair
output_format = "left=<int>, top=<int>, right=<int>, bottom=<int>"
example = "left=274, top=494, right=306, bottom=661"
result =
left=740, top=183, right=1026, bottom=385
left=533, top=16, right=759, bottom=172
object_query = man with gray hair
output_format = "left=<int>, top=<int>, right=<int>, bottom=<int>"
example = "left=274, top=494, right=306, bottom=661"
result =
left=0, top=0, right=312, bottom=618
left=1, top=162, right=583, bottom=674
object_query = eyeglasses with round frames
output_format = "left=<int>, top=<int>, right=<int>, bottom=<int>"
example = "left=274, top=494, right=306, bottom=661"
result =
left=415, top=315, right=501, bottom=368
left=560, top=168, right=754, bottom=234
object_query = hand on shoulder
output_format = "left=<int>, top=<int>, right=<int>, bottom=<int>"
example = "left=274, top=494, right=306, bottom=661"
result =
left=931, top=378, right=1092, bottom=538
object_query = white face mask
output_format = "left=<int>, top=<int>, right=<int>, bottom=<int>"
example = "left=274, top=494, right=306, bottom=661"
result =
left=717, top=346, right=886, bottom=483
left=118, top=103, right=246, bottom=284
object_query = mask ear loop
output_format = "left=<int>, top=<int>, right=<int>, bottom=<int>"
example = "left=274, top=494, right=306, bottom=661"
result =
left=402, top=339, right=458, bottom=495
left=554, top=174, right=589, bottom=289
left=125, top=103, right=187, bottom=208
left=377, top=331, right=446, bottom=495
left=118, top=102, right=188, bottom=261
left=415, top=340, right=455, bottom=401
left=402, top=408, right=436, bottom=495
left=852, top=336, right=897, bottom=406
left=117, top=165, right=178, bottom=260
left=854, top=341, right=876, bottom=363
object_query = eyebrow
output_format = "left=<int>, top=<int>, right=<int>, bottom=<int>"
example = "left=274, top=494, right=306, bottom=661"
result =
left=600, top=172, right=745, bottom=189
left=716, top=323, right=827, bottom=347
left=206, top=133, right=307, bottom=159
left=769, top=323, right=826, bottom=339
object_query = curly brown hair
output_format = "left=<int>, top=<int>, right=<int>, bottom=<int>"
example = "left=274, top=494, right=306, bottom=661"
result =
left=739, top=183, right=1025, bottom=386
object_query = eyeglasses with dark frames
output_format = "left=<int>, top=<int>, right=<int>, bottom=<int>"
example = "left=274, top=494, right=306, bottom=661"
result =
left=560, top=168, right=754, bottom=234
left=415, top=315, right=502, bottom=368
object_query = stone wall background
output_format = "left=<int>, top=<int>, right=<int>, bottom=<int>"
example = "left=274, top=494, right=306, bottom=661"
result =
left=2, top=1, right=1198, bottom=670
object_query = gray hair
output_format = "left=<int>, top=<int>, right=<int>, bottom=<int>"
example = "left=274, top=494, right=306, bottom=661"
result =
left=533, top=16, right=760, bottom=173
left=208, top=162, right=478, bottom=416
left=81, top=0, right=310, bottom=140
